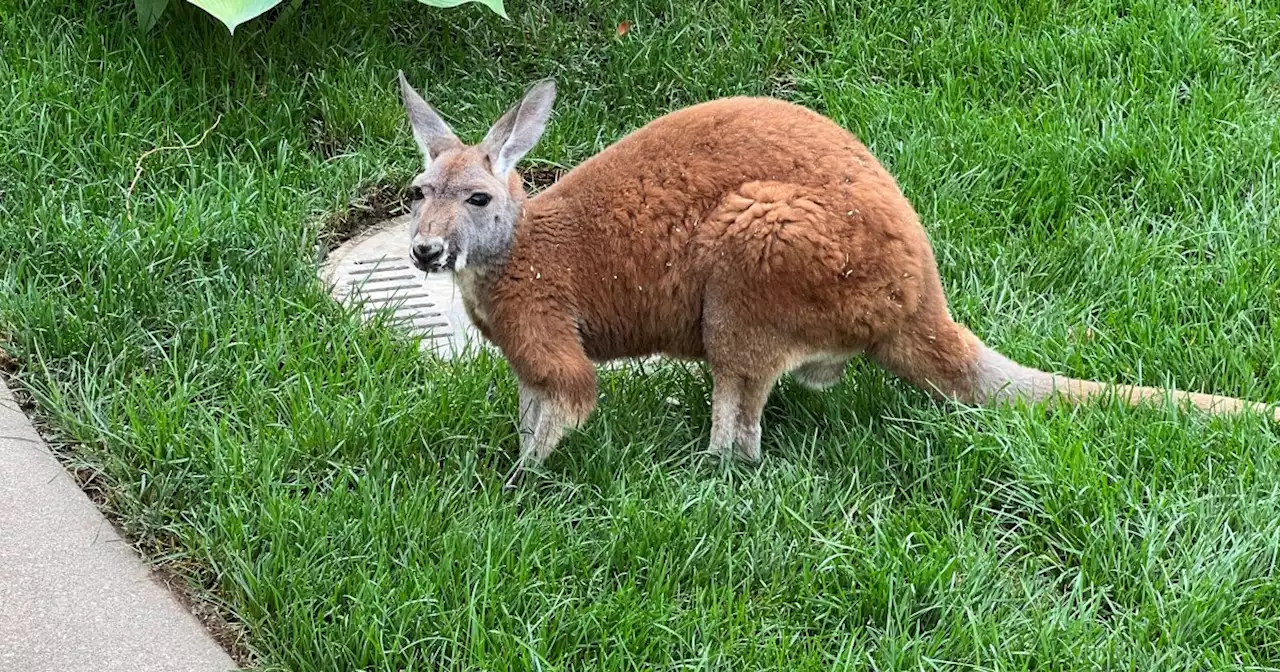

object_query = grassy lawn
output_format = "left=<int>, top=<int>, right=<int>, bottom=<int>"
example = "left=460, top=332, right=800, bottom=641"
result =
left=4, top=0, right=1280, bottom=669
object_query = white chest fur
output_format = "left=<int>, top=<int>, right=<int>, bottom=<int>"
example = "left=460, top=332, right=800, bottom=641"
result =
left=454, top=267, right=491, bottom=328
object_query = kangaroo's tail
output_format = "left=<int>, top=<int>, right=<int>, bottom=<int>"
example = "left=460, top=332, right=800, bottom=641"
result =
left=869, top=306, right=1279, bottom=423
left=965, top=343, right=1279, bottom=421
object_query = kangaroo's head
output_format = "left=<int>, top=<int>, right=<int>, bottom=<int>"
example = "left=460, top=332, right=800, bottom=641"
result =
left=398, top=71, right=556, bottom=273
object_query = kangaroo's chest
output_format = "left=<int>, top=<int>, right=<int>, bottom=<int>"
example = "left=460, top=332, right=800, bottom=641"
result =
left=455, top=268, right=493, bottom=338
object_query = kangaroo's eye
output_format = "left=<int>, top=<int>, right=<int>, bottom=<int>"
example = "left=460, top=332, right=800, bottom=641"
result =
left=408, top=185, right=424, bottom=201
left=466, top=192, right=492, bottom=207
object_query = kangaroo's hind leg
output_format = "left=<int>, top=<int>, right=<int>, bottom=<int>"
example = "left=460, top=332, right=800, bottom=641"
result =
left=707, top=372, right=742, bottom=457
left=706, top=368, right=781, bottom=462
left=864, top=268, right=991, bottom=404
left=702, top=301, right=790, bottom=462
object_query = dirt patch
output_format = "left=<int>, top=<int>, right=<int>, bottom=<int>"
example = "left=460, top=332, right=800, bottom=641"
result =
left=319, top=182, right=413, bottom=252
left=524, top=165, right=566, bottom=193
left=150, top=560, right=256, bottom=666
left=0, top=344, right=16, bottom=375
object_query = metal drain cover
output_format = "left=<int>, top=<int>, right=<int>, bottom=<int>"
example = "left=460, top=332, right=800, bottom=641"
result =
left=322, top=215, right=486, bottom=360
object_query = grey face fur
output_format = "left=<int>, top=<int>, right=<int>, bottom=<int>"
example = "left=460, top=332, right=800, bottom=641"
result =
left=398, top=71, right=556, bottom=273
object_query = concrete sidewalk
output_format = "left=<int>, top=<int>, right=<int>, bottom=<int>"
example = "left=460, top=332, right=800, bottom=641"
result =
left=0, top=378, right=238, bottom=672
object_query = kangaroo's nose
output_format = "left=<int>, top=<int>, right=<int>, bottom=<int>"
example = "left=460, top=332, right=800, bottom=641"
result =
left=411, top=238, right=445, bottom=269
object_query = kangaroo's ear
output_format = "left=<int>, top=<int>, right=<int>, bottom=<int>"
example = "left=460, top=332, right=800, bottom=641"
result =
left=398, top=70, right=459, bottom=168
left=479, top=79, right=556, bottom=178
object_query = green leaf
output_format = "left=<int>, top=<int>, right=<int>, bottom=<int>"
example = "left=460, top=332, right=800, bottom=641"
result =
left=416, top=0, right=508, bottom=20
left=186, top=0, right=284, bottom=33
left=135, top=0, right=169, bottom=31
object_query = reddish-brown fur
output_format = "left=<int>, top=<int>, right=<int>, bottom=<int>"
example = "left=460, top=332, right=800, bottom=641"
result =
left=397, top=75, right=1279, bottom=483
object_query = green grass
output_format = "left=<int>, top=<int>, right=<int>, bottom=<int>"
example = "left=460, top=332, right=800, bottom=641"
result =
left=3, top=0, right=1280, bottom=669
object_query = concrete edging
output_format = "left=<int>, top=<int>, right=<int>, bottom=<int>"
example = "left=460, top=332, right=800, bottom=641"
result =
left=0, top=378, right=238, bottom=672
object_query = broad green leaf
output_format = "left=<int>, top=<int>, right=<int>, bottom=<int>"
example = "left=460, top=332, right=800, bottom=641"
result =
left=135, top=0, right=169, bottom=31
left=187, top=0, right=284, bottom=33
left=417, top=0, right=507, bottom=20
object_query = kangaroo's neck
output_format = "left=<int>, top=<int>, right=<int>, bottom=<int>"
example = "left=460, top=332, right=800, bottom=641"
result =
left=458, top=194, right=563, bottom=319
left=454, top=264, right=496, bottom=335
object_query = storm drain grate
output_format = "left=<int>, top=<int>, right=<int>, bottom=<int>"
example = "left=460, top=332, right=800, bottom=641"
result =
left=322, top=215, right=486, bottom=360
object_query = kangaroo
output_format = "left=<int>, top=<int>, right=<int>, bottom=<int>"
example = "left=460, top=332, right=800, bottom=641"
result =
left=396, top=72, right=1279, bottom=483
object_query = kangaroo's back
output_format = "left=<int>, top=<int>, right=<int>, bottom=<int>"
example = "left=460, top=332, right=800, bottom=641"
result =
left=515, top=96, right=929, bottom=362
left=539, top=97, right=905, bottom=229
